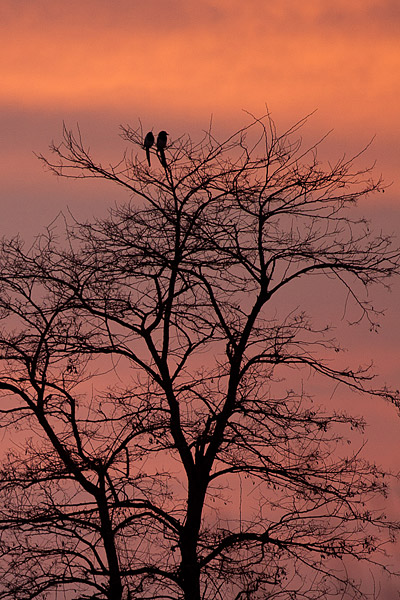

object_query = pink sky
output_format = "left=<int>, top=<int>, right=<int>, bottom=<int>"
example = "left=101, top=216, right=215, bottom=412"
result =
left=1, top=1, right=399, bottom=595
left=1, top=1, right=399, bottom=218
left=1, top=0, right=398, bottom=374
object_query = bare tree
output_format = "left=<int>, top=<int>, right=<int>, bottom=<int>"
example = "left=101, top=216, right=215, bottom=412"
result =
left=0, top=112, right=399, bottom=600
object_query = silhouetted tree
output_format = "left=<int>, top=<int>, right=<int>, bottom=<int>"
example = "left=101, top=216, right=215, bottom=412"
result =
left=0, top=112, right=399, bottom=600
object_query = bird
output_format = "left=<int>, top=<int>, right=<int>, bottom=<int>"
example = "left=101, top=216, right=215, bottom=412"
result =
left=156, top=131, right=168, bottom=167
left=143, top=131, right=154, bottom=166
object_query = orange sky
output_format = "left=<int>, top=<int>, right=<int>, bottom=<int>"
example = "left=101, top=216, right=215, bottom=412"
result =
left=0, top=0, right=398, bottom=443
left=1, top=0, right=399, bottom=214
left=1, top=1, right=399, bottom=120
left=0, top=2, right=399, bottom=594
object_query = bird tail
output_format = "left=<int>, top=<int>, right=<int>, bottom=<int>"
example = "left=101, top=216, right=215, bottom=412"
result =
left=159, top=148, right=166, bottom=168
left=146, top=147, right=151, bottom=166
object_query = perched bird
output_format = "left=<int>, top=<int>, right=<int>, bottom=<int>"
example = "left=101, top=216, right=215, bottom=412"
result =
left=156, top=131, right=168, bottom=167
left=143, top=131, right=154, bottom=166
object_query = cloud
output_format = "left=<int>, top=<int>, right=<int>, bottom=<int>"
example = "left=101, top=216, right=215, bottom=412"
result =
left=1, top=0, right=399, bottom=119
left=0, top=0, right=398, bottom=208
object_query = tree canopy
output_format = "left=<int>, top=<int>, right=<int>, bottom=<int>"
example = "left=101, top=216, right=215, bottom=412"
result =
left=0, top=112, right=399, bottom=600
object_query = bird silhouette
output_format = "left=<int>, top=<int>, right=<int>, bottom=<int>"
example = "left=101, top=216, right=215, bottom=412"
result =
left=143, top=131, right=154, bottom=166
left=156, top=131, right=168, bottom=167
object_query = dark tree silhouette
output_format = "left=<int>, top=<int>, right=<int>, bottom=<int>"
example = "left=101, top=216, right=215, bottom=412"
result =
left=0, top=112, right=399, bottom=600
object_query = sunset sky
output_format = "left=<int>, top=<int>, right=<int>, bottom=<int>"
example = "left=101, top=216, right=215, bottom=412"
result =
left=0, top=2, right=399, bottom=235
left=1, top=0, right=399, bottom=594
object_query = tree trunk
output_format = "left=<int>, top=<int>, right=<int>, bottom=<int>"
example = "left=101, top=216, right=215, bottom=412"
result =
left=97, top=482, right=124, bottom=600
left=180, top=473, right=207, bottom=600
left=180, top=537, right=201, bottom=600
